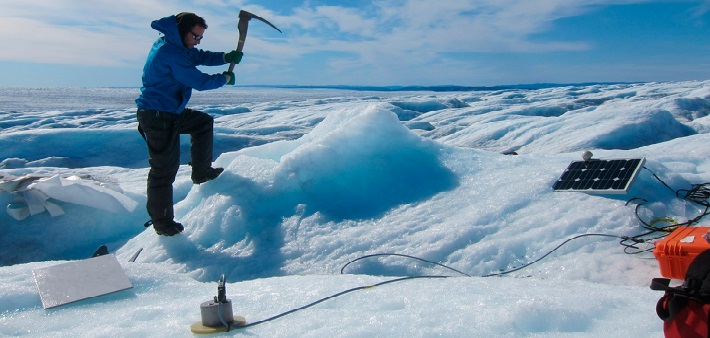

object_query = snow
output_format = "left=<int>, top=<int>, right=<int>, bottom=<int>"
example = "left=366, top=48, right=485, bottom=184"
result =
left=2, top=81, right=710, bottom=336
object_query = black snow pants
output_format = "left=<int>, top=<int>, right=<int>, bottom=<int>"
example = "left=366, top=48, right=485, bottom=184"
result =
left=136, top=108, right=214, bottom=222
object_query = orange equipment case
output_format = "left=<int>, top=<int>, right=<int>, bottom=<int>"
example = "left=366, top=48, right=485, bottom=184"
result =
left=653, top=226, right=710, bottom=280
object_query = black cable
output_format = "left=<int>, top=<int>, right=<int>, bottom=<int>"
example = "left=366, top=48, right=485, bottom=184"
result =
left=233, top=232, right=645, bottom=330
left=626, top=168, right=710, bottom=238
left=676, top=183, right=710, bottom=227
left=677, top=183, right=710, bottom=207
left=481, top=233, right=641, bottom=277
left=643, top=166, right=676, bottom=194
left=340, top=234, right=644, bottom=278
left=625, top=197, right=678, bottom=233
left=340, top=253, right=472, bottom=277
left=619, top=229, right=666, bottom=255
left=236, top=275, right=449, bottom=329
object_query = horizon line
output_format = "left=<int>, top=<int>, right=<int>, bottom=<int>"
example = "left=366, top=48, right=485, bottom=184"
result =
left=0, top=81, right=666, bottom=92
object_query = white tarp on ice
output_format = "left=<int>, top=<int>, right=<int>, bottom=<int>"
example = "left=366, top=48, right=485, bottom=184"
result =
left=0, top=174, right=138, bottom=220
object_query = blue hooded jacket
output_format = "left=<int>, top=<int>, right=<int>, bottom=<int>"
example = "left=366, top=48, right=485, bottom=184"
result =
left=136, top=15, right=227, bottom=114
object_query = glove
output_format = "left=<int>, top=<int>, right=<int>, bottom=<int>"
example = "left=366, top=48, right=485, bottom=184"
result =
left=222, top=71, right=235, bottom=85
left=224, top=50, right=243, bottom=64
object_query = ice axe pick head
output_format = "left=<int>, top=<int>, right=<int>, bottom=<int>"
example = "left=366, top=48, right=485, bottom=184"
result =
left=238, top=10, right=282, bottom=33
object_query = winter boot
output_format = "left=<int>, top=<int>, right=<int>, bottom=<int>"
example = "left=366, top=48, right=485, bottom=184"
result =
left=152, top=219, right=184, bottom=236
left=192, top=167, right=224, bottom=184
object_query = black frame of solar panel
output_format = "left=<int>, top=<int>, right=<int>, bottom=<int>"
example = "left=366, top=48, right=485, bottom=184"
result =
left=553, top=158, right=645, bottom=193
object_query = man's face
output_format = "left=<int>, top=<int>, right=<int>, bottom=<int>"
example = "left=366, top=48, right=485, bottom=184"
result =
left=183, top=25, right=205, bottom=49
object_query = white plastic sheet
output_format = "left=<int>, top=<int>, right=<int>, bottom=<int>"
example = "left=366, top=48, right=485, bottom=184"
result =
left=0, top=174, right=138, bottom=220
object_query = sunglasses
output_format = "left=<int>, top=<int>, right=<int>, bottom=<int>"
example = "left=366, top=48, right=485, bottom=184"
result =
left=191, top=31, right=203, bottom=41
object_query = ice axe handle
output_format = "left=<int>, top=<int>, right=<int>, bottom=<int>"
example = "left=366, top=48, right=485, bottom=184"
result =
left=228, top=10, right=282, bottom=73
left=228, top=12, right=251, bottom=73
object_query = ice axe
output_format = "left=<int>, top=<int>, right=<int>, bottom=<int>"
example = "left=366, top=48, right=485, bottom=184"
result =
left=227, top=10, right=282, bottom=73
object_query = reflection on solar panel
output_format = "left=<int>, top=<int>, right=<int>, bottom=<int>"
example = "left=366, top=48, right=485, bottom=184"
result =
left=553, top=158, right=645, bottom=194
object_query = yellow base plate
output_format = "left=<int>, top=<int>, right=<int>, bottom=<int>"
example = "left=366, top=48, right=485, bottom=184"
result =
left=190, top=316, right=247, bottom=334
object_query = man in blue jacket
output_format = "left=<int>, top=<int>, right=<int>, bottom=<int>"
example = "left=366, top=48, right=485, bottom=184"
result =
left=136, top=12, right=242, bottom=236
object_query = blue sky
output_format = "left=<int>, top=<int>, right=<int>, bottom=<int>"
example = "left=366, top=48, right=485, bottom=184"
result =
left=1, top=0, right=709, bottom=87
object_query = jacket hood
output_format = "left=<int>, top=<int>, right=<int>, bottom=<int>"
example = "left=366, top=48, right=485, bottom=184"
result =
left=150, top=15, right=184, bottom=49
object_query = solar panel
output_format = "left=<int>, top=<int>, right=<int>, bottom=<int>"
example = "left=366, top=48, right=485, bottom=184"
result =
left=553, top=158, right=645, bottom=194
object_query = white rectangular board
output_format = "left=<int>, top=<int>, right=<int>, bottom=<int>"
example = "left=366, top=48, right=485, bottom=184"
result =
left=33, top=254, right=133, bottom=309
